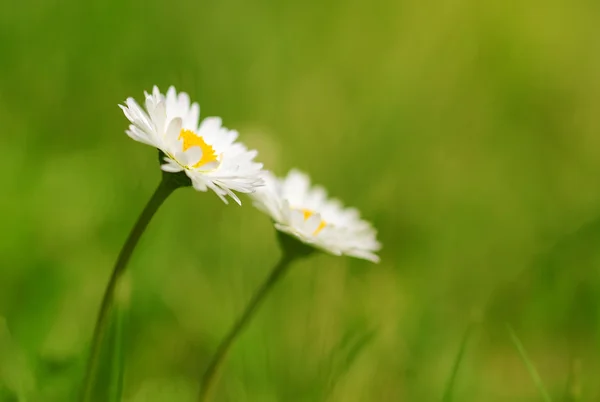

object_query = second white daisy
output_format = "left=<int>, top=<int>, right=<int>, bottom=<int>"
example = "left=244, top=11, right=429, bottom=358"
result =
left=120, top=86, right=264, bottom=204
left=251, top=169, right=381, bottom=263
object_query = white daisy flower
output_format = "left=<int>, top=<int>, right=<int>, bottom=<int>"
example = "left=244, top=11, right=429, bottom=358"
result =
left=120, top=86, right=264, bottom=204
left=252, top=169, right=381, bottom=263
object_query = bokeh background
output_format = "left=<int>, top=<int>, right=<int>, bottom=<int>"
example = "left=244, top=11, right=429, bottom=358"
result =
left=2, top=0, right=600, bottom=400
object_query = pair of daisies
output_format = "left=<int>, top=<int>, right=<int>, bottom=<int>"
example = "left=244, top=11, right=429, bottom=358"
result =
left=121, top=86, right=381, bottom=263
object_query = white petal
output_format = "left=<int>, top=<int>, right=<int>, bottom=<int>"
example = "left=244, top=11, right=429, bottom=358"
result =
left=221, top=129, right=239, bottom=145
left=273, top=223, right=290, bottom=232
left=125, top=128, right=153, bottom=146
left=166, top=86, right=177, bottom=103
left=184, top=102, right=200, bottom=130
left=161, top=161, right=183, bottom=172
left=125, top=98, right=150, bottom=125
left=119, top=104, right=136, bottom=123
left=150, top=99, right=167, bottom=134
left=191, top=177, right=208, bottom=191
left=198, top=160, right=220, bottom=171
left=282, top=169, right=311, bottom=203
left=165, top=117, right=182, bottom=146
left=346, top=249, right=380, bottom=263
left=290, top=209, right=306, bottom=229
left=216, top=183, right=242, bottom=205
left=206, top=182, right=229, bottom=204
left=177, top=91, right=190, bottom=112
left=198, top=117, right=222, bottom=135
left=304, top=213, right=323, bottom=234
left=180, top=146, right=202, bottom=167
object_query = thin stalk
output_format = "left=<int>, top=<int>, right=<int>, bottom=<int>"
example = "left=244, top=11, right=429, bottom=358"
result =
left=198, top=255, right=295, bottom=402
left=108, top=275, right=130, bottom=402
left=442, top=323, right=474, bottom=402
left=506, top=323, right=552, bottom=402
left=81, top=177, right=178, bottom=402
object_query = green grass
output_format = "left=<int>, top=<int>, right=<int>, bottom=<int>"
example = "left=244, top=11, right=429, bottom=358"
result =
left=2, top=0, right=600, bottom=400
left=507, top=324, right=552, bottom=402
left=442, top=323, right=473, bottom=402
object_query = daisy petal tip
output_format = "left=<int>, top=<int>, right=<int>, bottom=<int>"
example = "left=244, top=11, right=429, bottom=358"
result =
left=191, top=180, right=208, bottom=192
left=350, top=249, right=381, bottom=263
left=288, top=168, right=308, bottom=178
left=273, top=223, right=288, bottom=233
left=367, top=254, right=381, bottom=263
left=160, top=163, right=183, bottom=173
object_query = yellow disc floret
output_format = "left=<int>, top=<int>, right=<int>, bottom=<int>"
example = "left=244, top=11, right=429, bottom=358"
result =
left=178, top=129, right=218, bottom=168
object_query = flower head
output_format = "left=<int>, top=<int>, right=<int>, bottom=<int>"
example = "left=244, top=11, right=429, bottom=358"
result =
left=252, top=169, right=381, bottom=262
left=120, top=86, right=264, bottom=204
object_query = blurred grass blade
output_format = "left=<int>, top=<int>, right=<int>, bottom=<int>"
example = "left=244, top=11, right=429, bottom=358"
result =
left=108, top=275, right=130, bottom=402
left=322, top=327, right=377, bottom=400
left=506, top=323, right=552, bottom=402
left=88, top=277, right=130, bottom=402
left=341, top=329, right=376, bottom=375
left=0, top=317, right=35, bottom=401
left=442, top=323, right=473, bottom=402
left=563, top=357, right=582, bottom=402
left=108, top=294, right=127, bottom=402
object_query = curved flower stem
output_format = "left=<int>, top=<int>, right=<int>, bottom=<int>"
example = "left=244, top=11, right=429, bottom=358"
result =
left=81, top=175, right=179, bottom=402
left=198, top=254, right=296, bottom=402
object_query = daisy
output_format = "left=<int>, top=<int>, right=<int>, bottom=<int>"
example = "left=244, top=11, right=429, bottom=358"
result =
left=120, top=86, right=264, bottom=204
left=252, top=169, right=381, bottom=262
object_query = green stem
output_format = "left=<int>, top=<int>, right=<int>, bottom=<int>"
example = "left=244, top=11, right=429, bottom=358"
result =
left=198, top=254, right=295, bottom=402
left=81, top=176, right=178, bottom=402
left=108, top=276, right=130, bottom=402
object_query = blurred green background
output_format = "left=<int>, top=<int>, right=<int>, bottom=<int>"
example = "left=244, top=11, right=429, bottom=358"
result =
left=2, top=0, right=600, bottom=400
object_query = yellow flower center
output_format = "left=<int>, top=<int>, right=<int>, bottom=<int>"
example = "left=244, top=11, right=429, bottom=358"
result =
left=178, top=129, right=218, bottom=168
left=301, top=209, right=326, bottom=235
